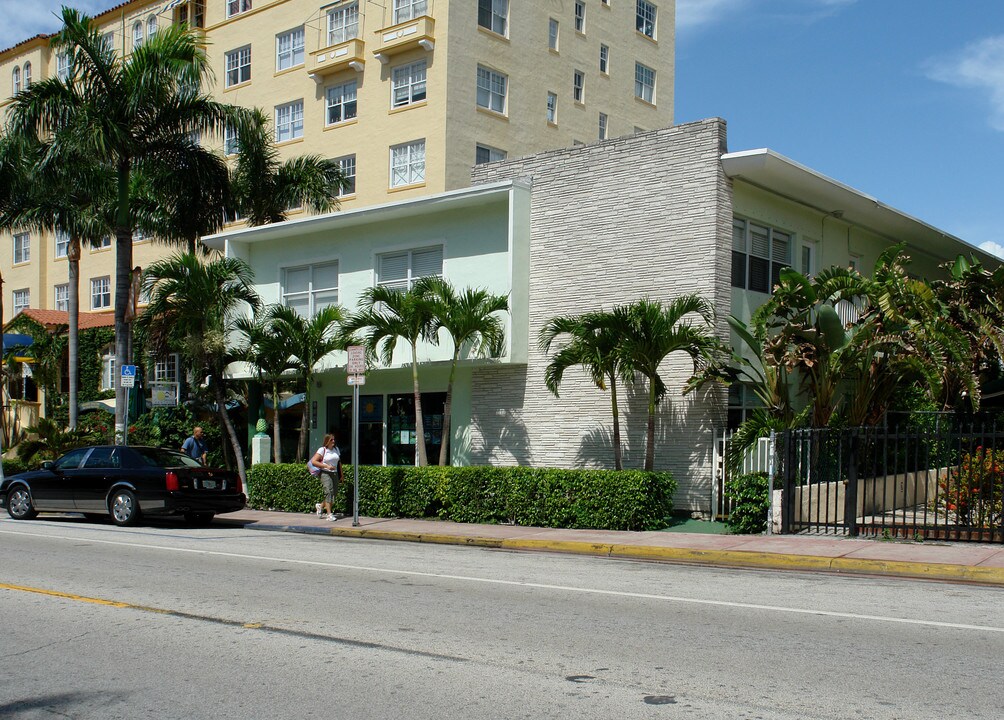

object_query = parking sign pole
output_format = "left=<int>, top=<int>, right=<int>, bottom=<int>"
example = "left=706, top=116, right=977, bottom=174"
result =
left=352, top=382, right=360, bottom=526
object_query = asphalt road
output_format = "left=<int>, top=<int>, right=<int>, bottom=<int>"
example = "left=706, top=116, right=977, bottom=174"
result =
left=1, top=516, right=1001, bottom=719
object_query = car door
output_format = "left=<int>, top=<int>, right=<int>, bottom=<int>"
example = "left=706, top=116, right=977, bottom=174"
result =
left=73, top=447, right=119, bottom=512
left=30, top=447, right=90, bottom=511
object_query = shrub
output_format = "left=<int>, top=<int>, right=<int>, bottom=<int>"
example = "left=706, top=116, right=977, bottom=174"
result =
left=247, top=463, right=676, bottom=531
left=2, top=458, right=31, bottom=477
left=724, top=472, right=770, bottom=534
left=935, top=447, right=1003, bottom=528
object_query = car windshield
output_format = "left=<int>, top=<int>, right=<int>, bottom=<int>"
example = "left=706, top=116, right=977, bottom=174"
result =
left=132, top=447, right=204, bottom=469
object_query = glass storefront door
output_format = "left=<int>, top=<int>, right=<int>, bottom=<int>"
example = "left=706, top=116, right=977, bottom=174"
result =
left=326, top=394, right=384, bottom=465
left=387, top=392, right=446, bottom=465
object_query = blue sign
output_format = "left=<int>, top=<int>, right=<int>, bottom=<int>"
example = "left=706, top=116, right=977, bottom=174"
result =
left=121, top=365, right=138, bottom=377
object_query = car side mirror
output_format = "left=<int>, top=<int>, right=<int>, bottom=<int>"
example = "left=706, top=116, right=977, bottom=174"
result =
left=41, top=461, right=55, bottom=471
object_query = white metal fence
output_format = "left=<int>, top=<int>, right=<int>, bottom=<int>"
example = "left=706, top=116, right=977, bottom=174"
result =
left=712, top=429, right=773, bottom=520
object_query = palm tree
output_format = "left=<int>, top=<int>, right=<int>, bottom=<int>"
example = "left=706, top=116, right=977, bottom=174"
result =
left=538, top=311, right=628, bottom=470
left=344, top=285, right=436, bottom=466
left=609, top=296, right=720, bottom=472
left=8, top=8, right=253, bottom=441
left=230, top=108, right=346, bottom=227
left=139, top=253, right=260, bottom=481
left=264, top=304, right=350, bottom=461
left=420, top=277, right=508, bottom=466
left=235, top=312, right=296, bottom=463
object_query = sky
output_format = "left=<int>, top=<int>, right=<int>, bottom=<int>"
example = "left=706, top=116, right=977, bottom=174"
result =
left=3, top=0, right=1003, bottom=258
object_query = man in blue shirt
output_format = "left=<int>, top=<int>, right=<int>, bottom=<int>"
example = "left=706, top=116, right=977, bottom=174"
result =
left=181, top=426, right=208, bottom=465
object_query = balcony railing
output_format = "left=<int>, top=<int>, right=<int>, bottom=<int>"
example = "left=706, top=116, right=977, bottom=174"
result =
left=372, top=15, right=435, bottom=64
left=308, top=37, right=366, bottom=81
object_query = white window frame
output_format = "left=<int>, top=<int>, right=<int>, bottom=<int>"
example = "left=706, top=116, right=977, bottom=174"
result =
left=391, top=60, right=427, bottom=108
left=326, top=80, right=358, bottom=125
left=12, top=289, right=29, bottom=316
left=101, top=350, right=116, bottom=391
left=282, top=261, right=340, bottom=317
left=153, top=353, right=180, bottom=383
left=13, top=232, right=29, bottom=264
left=227, top=0, right=252, bottom=19
left=573, top=70, right=584, bottom=104
left=54, top=284, right=69, bottom=312
left=55, top=231, right=70, bottom=259
left=223, top=125, right=239, bottom=156
left=91, top=276, right=111, bottom=310
left=598, top=112, right=608, bottom=140
left=377, top=246, right=443, bottom=292
left=477, top=0, right=508, bottom=36
left=393, top=0, right=427, bottom=24
left=12, top=66, right=20, bottom=94
left=546, top=92, right=557, bottom=124
left=476, top=66, right=507, bottom=114
left=132, top=21, right=144, bottom=51
left=634, top=62, right=655, bottom=103
left=276, top=27, right=305, bottom=71
left=389, top=139, right=426, bottom=188
left=327, top=2, right=359, bottom=45
left=275, top=100, right=304, bottom=142
left=599, top=44, right=609, bottom=73
left=574, top=1, right=586, bottom=33
left=57, top=52, right=72, bottom=81
left=147, top=15, right=158, bottom=38
left=22, top=62, right=30, bottom=88
left=335, top=155, right=356, bottom=196
left=475, top=144, right=506, bottom=165
left=548, top=18, right=559, bottom=51
left=731, top=217, right=792, bottom=294
left=225, top=46, right=251, bottom=88
left=95, top=236, right=112, bottom=250
left=636, top=0, right=657, bottom=38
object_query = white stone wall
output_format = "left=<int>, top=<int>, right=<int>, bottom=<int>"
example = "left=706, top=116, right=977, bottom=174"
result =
left=469, top=119, right=733, bottom=512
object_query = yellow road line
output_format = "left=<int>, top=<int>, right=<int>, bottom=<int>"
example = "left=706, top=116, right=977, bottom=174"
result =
left=0, top=582, right=131, bottom=608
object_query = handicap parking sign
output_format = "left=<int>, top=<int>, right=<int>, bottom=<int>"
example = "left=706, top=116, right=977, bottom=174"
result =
left=120, top=364, right=137, bottom=387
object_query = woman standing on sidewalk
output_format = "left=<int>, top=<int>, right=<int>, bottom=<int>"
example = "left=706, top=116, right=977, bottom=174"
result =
left=309, top=433, right=343, bottom=521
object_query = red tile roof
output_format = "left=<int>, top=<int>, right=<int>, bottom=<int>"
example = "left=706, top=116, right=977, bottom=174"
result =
left=11, top=308, right=116, bottom=331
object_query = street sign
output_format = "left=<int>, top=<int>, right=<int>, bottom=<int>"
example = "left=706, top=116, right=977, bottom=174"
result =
left=347, top=345, right=366, bottom=375
left=347, top=375, right=366, bottom=386
left=150, top=382, right=178, bottom=407
left=120, top=364, right=137, bottom=388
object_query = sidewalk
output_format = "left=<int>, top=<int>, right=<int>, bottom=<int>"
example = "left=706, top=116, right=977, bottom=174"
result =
left=221, top=509, right=1004, bottom=586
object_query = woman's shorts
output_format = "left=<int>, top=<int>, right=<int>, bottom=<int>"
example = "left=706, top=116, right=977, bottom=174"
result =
left=320, top=471, right=339, bottom=502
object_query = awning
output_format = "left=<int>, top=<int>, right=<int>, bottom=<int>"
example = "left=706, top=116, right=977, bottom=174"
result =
left=2, top=333, right=33, bottom=353
left=162, top=0, right=188, bottom=12
left=263, top=393, right=306, bottom=410
left=79, top=399, right=115, bottom=414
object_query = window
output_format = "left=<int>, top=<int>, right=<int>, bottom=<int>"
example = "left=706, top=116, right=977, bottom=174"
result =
left=101, top=351, right=116, bottom=391
left=548, top=19, right=559, bottom=51
left=728, top=384, right=763, bottom=430
left=276, top=27, right=304, bottom=70
left=390, top=140, right=425, bottom=187
left=223, top=124, right=239, bottom=155
left=22, top=62, right=31, bottom=88
left=283, top=261, right=339, bottom=317
left=147, top=16, right=158, bottom=38
left=326, top=80, right=357, bottom=124
left=275, top=100, right=304, bottom=142
left=636, top=0, right=657, bottom=38
left=178, top=0, right=205, bottom=28
left=598, top=112, right=608, bottom=140
left=574, top=1, right=585, bottom=33
left=391, top=60, right=426, bottom=108
left=393, top=0, right=427, bottom=24
left=731, top=218, right=791, bottom=294
left=800, top=242, right=815, bottom=276
left=133, top=21, right=144, bottom=51
left=327, top=2, right=359, bottom=45
left=378, top=246, right=442, bottom=292
left=153, top=354, right=180, bottom=382
left=91, top=276, right=111, bottom=310
left=634, top=62, right=655, bottom=103
left=572, top=70, right=584, bottom=103
left=546, top=92, right=557, bottom=123
left=96, top=236, right=112, bottom=249
left=476, top=66, right=507, bottom=114
left=13, top=232, right=29, bottom=264
left=57, top=53, right=72, bottom=81
left=12, top=289, right=29, bottom=316
left=227, top=0, right=252, bottom=18
left=55, top=232, right=69, bottom=258
left=335, top=155, right=356, bottom=196
left=54, top=284, right=69, bottom=311
left=101, top=32, right=114, bottom=52
left=599, top=44, right=609, bottom=73
left=478, top=0, right=508, bottom=36
left=12, top=66, right=20, bottom=94
left=225, top=46, right=251, bottom=87
left=475, top=144, right=506, bottom=165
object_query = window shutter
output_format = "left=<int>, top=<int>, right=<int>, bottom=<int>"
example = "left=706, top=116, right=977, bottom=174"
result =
left=380, top=252, right=409, bottom=284
left=411, top=247, right=442, bottom=278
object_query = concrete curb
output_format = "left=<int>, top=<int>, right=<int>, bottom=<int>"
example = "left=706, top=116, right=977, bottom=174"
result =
left=243, top=521, right=1004, bottom=586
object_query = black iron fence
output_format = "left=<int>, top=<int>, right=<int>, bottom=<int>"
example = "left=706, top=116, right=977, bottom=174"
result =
left=778, top=425, right=1004, bottom=542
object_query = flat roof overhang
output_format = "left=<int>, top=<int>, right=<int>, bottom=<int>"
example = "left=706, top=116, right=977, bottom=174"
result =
left=721, top=149, right=1000, bottom=268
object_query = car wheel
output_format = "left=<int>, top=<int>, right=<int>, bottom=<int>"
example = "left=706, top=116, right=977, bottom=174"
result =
left=6, top=487, right=37, bottom=520
left=109, top=489, right=140, bottom=527
left=184, top=511, right=215, bottom=527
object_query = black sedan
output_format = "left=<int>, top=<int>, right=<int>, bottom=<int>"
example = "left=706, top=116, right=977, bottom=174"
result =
left=0, top=445, right=246, bottom=527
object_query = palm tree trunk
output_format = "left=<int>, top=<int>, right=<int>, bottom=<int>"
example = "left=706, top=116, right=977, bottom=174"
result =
left=272, top=380, right=282, bottom=463
left=411, top=342, right=428, bottom=467
left=213, top=377, right=246, bottom=482
left=68, top=237, right=81, bottom=429
left=646, top=381, right=656, bottom=472
left=297, top=374, right=310, bottom=461
left=113, top=162, right=133, bottom=444
left=438, top=351, right=459, bottom=466
left=609, top=372, right=622, bottom=471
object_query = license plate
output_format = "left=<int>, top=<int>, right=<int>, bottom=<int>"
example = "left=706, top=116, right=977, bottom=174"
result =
left=202, top=479, right=218, bottom=489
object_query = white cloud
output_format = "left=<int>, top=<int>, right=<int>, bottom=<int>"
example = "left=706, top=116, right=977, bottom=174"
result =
left=979, top=240, right=1004, bottom=260
left=0, top=1, right=111, bottom=51
left=677, top=0, right=857, bottom=31
left=676, top=0, right=752, bottom=30
left=925, top=35, right=1004, bottom=131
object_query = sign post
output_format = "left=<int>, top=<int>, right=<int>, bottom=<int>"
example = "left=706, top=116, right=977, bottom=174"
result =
left=346, top=346, right=366, bottom=527
left=120, top=365, right=137, bottom=446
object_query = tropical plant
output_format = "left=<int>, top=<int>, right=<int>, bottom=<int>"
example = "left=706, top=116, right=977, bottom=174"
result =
left=538, top=310, right=629, bottom=470
left=16, top=417, right=95, bottom=465
left=421, top=277, right=508, bottom=466
left=7, top=7, right=252, bottom=441
left=343, top=284, right=436, bottom=466
left=138, top=253, right=260, bottom=481
left=235, top=311, right=296, bottom=463
left=263, top=304, right=350, bottom=461
left=608, top=296, right=721, bottom=471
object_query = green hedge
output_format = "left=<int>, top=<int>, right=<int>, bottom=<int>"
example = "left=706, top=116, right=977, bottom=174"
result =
left=2, top=459, right=31, bottom=477
left=724, top=472, right=770, bottom=534
left=247, top=463, right=676, bottom=531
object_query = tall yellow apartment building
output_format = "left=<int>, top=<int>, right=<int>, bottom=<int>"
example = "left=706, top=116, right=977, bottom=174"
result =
left=0, top=0, right=674, bottom=325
